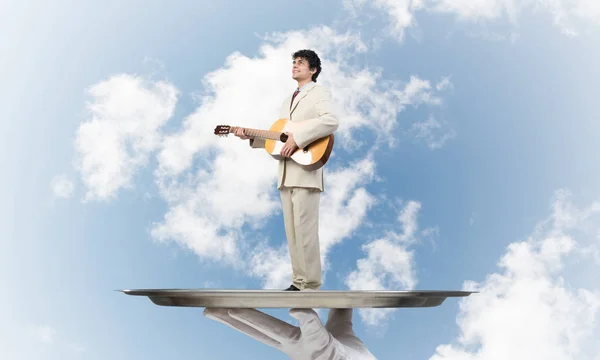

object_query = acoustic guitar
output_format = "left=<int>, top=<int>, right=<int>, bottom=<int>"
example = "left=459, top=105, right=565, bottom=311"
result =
left=214, top=118, right=334, bottom=171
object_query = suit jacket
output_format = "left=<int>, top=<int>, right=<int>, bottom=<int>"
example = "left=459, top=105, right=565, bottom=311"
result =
left=249, top=82, right=339, bottom=191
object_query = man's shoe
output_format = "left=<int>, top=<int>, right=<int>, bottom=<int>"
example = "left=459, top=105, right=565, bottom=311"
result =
left=284, top=284, right=300, bottom=291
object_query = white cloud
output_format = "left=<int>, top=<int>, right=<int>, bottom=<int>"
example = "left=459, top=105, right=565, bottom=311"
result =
left=430, top=189, right=600, bottom=360
left=410, top=115, right=457, bottom=149
left=148, top=25, right=451, bottom=286
left=428, top=0, right=520, bottom=22
left=319, top=157, right=377, bottom=255
left=539, top=0, right=600, bottom=35
left=349, top=238, right=417, bottom=290
left=348, top=0, right=600, bottom=41
left=248, top=242, right=292, bottom=289
left=345, top=200, right=439, bottom=326
left=400, top=76, right=446, bottom=107
left=329, top=72, right=450, bottom=150
left=51, top=174, right=74, bottom=198
left=75, top=74, right=178, bottom=201
left=436, top=76, right=453, bottom=91
left=344, top=0, right=425, bottom=41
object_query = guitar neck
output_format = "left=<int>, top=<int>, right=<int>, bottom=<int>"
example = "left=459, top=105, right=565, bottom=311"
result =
left=231, top=126, right=282, bottom=141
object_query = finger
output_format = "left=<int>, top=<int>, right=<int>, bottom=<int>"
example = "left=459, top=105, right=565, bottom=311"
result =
left=289, top=309, right=330, bottom=348
left=324, top=309, right=366, bottom=352
left=327, top=308, right=353, bottom=325
left=203, top=308, right=282, bottom=348
left=228, top=308, right=299, bottom=343
left=325, top=308, right=356, bottom=339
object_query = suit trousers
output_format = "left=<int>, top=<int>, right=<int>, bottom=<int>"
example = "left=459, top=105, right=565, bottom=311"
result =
left=279, top=186, right=322, bottom=290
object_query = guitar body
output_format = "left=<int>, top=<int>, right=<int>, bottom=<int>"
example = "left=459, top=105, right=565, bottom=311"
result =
left=213, top=118, right=335, bottom=171
left=264, top=118, right=334, bottom=171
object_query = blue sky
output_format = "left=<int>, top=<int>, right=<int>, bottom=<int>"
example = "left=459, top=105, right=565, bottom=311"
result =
left=2, top=1, right=600, bottom=359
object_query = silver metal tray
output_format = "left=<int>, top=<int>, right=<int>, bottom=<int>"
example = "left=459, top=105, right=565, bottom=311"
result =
left=120, top=289, right=474, bottom=308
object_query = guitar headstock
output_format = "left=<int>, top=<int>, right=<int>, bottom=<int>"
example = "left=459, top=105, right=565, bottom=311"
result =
left=214, top=125, right=232, bottom=137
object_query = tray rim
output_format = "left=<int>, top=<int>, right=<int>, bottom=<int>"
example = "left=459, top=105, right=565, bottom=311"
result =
left=119, top=289, right=476, bottom=309
left=119, top=288, right=476, bottom=297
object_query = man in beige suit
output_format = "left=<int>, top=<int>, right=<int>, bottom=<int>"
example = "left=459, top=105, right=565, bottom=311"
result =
left=235, top=49, right=339, bottom=291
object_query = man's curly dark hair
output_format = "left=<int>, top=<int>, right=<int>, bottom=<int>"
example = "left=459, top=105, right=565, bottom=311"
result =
left=292, top=49, right=322, bottom=82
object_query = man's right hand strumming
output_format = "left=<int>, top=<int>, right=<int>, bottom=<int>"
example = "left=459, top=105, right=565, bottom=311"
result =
left=234, top=127, right=253, bottom=140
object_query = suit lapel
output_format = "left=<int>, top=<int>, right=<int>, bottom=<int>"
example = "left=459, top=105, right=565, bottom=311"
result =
left=289, top=82, right=316, bottom=118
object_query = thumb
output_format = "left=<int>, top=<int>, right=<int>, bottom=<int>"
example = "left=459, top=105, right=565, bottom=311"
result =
left=289, top=308, right=320, bottom=324
left=289, top=309, right=331, bottom=346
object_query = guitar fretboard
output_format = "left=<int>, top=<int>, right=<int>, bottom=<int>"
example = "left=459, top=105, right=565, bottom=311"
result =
left=230, top=126, right=282, bottom=141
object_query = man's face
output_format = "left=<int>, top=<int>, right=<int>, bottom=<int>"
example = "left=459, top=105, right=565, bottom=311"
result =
left=292, top=57, right=315, bottom=81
